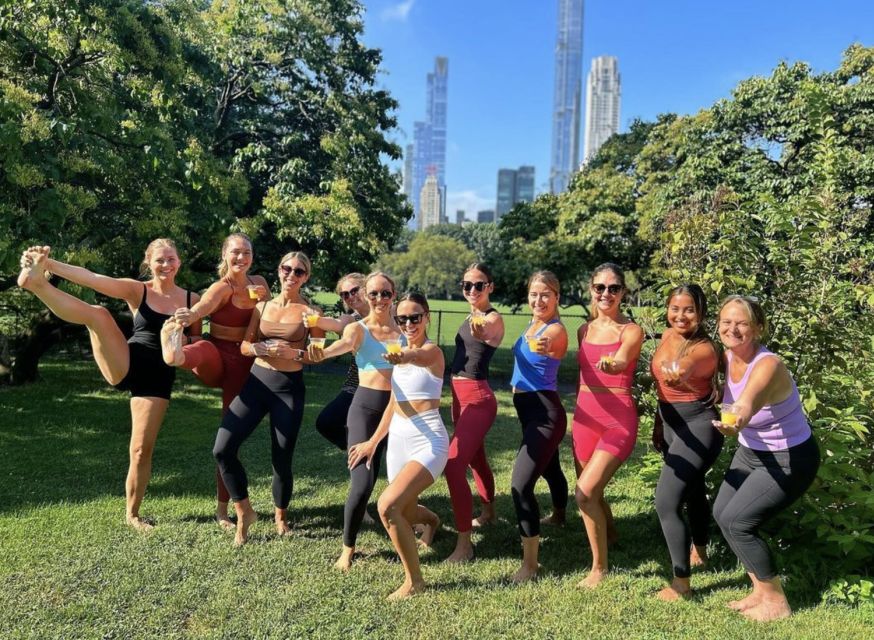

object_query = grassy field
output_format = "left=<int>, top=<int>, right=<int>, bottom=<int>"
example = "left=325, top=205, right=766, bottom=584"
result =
left=1, top=359, right=871, bottom=639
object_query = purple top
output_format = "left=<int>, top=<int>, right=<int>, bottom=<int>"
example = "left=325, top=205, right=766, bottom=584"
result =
left=724, top=347, right=811, bottom=452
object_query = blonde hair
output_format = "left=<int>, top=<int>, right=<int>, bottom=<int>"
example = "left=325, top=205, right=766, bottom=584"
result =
left=336, top=272, right=365, bottom=295
left=527, top=271, right=561, bottom=318
left=140, top=238, right=178, bottom=277
left=218, top=233, right=253, bottom=279
left=278, top=251, right=312, bottom=305
left=719, top=295, right=768, bottom=340
left=364, top=271, right=397, bottom=293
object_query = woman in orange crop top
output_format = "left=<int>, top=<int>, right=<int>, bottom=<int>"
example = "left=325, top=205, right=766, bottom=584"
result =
left=572, top=263, right=643, bottom=589
left=160, top=232, right=270, bottom=529
left=211, top=251, right=324, bottom=546
left=650, top=284, right=722, bottom=601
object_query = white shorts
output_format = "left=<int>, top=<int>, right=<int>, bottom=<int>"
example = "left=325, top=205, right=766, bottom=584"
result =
left=386, top=408, right=449, bottom=482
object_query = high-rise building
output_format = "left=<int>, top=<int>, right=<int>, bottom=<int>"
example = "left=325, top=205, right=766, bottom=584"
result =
left=420, top=174, right=442, bottom=230
left=495, top=165, right=536, bottom=220
left=549, top=0, right=584, bottom=195
left=477, top=210, right=495, bottom=224
left=455, top=210, right=466, bottom=225
left=409, top=57, right=448, bottom=229
left=402, top=143, right=414, bottom=204
left=583, top=56, right=621, bottom=164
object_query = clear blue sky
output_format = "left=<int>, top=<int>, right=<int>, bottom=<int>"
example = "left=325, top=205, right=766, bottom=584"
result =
left=360, top=0, right=872, bottom=218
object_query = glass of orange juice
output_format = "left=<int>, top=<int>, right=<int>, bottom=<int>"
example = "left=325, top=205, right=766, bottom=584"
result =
left=471, top=310, right=486, bottom=328
left=247, top=285, right=260, bottom=300
left=309, top=337, right=325, bottom=350
left=599, top=351, right=616, bottom=367
left=721, top=403, right=739, bottom=426
left=304, top=309, right=319, bottom=328
left=385, top=337, right=403, bottom=355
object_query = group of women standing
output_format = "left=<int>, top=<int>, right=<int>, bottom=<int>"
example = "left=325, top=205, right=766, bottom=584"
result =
left=17, top=238, right=819, bottom=619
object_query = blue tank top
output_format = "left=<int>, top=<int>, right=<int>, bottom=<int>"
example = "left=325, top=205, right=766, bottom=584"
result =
left=354, top=320, right=406, bottom=371
left=510, top=319, right=561, bottom=392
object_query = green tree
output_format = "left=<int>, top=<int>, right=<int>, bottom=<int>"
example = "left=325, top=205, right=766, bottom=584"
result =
left=375, top=234, right=474, bottom=299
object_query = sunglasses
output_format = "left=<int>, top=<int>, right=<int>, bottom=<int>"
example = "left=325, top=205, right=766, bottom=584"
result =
left=460, top=280, right=491, bottom=293
left=340, top=286, right=361, bottom=301
left=395, top=313, right=425, bottom=325
left=592, top=283, right=623, bottom=295
left=280, top=265, right=307, bottom=278
left=367, top=289, right=393, bottom=301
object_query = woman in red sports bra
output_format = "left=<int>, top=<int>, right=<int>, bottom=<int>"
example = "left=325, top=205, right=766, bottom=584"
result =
left=572, top=263, right=643, bottom=589
left=159, top=233, right=270, bottom=528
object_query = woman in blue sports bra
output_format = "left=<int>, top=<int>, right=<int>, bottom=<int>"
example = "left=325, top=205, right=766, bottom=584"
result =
left=509, top=270, right=570, bottom=584
left=18, top=240, right=200, bottom=531
left=308, top=271, right=405, bottom=571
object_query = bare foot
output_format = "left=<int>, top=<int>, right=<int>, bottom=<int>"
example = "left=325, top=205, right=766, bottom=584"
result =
left=17, top=248, right=50, bottom=290
left=728, top=592, right=762, bottom=611
left=690, top=544, right=708, bottom=567
left=472, top=502, right=496, bottom=527
left=234, top=509, right=257, bottom=547
left=577, top=569, right=607, bottom=589
left=511, top=563, right=540, bottom=584
left=540, top=508, right=566, bottom=526
left=657, top=585, right=692, bottom=601
left=445, top=541, right=474, bottom=564
left=362, top=509, right=376, bottom=525
left=126, top=515, right=154, bottom=532
left=216, top=503, right=235, bottom=530
left=741, top=598, right=792, bottom=622
left=275, top=517, right=292, bottom=537
left=160, top=319, right=185, bottom=366
left=417, top=514, right=440, bottom=549
left=387, top=580, right=425, bottom=601
left=334, top=546, right=354, bottom=572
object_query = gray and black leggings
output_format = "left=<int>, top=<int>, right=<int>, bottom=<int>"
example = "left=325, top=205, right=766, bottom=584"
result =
left=511, top=390, right=569, bottom=538
left=343, top=386, right=391, bottom=548
left=213, top=365, right=305, bottom=509
left=654, top=400, right=724, bottom=578
left=713, top=436, right=820, bottom=580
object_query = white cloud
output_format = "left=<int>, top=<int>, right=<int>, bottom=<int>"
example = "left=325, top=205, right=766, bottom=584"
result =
left=446, top=189, right=495, bottom=220
left=380, top=0, right=415, bottom=22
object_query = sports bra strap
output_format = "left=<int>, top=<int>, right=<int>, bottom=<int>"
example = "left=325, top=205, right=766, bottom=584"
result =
left=140, top=283, right=148, bottom=306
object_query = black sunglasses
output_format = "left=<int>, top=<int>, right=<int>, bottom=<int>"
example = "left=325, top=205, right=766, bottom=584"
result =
left=340, top=286, right=361, bottom=300
left=280, top=265, right=307, bottom=278
left=461, top=280, right=491, bottom=293
left=592, top=283, right=623, bottom=295
left=394, top=313, right=425, bottom=325
left=367, top=289, right=393, bottom=301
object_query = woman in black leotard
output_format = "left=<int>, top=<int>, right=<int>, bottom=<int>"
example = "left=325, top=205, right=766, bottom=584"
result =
left=212, top=251, right=325, bottom=546
left=17, top=241, right=200, bottom=530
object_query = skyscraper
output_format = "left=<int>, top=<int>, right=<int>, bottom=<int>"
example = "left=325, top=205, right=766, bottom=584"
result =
left=419, top=174, right=442, bottom=230
left=550, top=0, right=584, bottom=195
left=455, top=210, right=466, bottom=225
left=583, top=56, right=621, bottom=164
left=477, top=210, right=495, bottom=224
left=403, top=143, right=414, bottom=205
left=495, top=165, right=536, bottom=220
left=409, top=57, right=448, bottom=229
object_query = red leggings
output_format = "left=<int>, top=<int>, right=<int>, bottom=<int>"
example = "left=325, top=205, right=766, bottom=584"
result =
left=181, top=338, right=254, bottom=502
left=444, top=377, right=497, bottom=533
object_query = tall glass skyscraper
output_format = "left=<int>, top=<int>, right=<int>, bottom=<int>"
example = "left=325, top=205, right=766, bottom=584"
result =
left=583, top=56, right=621, bottom=164
left=409, top=57, right=448, bottom=229
left=495, top=166, right=536, bottom=220
left=550, top=0, right=584, bottom=195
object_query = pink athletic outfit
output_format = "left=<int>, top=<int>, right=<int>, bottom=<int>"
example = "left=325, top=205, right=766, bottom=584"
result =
left=572, top=323, right=639, bottom=463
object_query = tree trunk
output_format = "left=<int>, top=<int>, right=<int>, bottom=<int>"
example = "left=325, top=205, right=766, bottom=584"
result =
left=4, top=311, right=64, bottom=385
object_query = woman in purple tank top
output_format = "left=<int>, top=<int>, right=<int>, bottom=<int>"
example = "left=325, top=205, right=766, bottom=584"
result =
left=711, top=295, right=820, bottom=622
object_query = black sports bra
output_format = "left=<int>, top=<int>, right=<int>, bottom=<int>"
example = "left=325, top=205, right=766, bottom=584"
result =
left=129, top=284, right=191, bottom=350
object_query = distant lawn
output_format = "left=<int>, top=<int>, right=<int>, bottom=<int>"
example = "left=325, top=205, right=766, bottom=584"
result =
left=1, top=359, right=871, bottom=638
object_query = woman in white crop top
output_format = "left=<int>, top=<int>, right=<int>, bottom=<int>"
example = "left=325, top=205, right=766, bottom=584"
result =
left=348, top=292, right=449, bottom=601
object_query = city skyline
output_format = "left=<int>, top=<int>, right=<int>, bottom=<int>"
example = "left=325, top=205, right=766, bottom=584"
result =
left=362, top=1, right=872, bottom=217
left=583, top=55, right=621, bottom=165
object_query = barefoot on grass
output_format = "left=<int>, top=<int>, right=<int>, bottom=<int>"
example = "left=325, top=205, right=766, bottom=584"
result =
left=511, top=563, right=540, bottom=584
left=690, top=544, right=708, bottom=567
left=417, top=514, right=440, bottom=549
left=741, top=599, right=792, bottom=622
left=727, top=592, right=762, bottom=612
left=471, top=502, right=496, bottom=527
left=577, top=569, right=607, bottom=589
left=126, top=515, right=154, bottom=532
left=387, top=580, right=425, bottom=601
left=445, top=540, right=474, bottom=564
left=334, top=547, right=355, bottom=572
left=540, top=508, right=566, bottom=526
left=275, top=517, right=292, bottom=537
left=657, top=585, right=692, bottom=601
left=234, top=510, right=257, bottom=547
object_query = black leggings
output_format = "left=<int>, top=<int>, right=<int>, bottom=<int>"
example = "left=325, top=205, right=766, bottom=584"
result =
left=713, top=437, right=820, bottom=580
left=315, top=388, right=355, bottom=450
left=511, top=390, right=568, bottom=538
left=343, top=386, right=390, bottom=547
left=654, top=400, right=724, bottom=578
left=213, top=366, right=305, bottom=509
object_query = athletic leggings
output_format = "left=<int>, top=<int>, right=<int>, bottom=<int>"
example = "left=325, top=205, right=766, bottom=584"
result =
left=213, top=365, right=305, bottom=509
left=181, top=337, right=254, bottom=503
left=713, top=436, right=820, bottom=580
left=343, top=386, right=391, bottom=548
left=511, top=390, right=569, bottom=538
left=444, top=377, right=497, bottom=533
left=315, top=388, right=355, bottom=450
left=654, top=400, right=724, bottom=578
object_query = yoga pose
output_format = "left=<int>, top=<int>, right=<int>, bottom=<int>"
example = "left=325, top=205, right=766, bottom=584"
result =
left=348, top=292, right=447, bottom=600
left=444, top=263, right=504, bottom=563
left=160, top=232, right=268, bottom=528
left=651, top=284, right=722, bottom=600
left=509, top=271, right=570, bottom=583
left=212, top=251, right=324, bottom=546
left=17, top=241, right=199, bottom=530
left=711, top=295, right=820, bottom=622
left=572, top=263, right=643, bottom=588
left=307, top=272, right=403, bottom=571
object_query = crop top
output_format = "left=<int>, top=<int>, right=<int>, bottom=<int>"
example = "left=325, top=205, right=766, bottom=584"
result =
left=210, top=280, right=256, bottom=328
left=257, top=302, right=308, bottom=350
left=577, top=322, right=638, bottom=392
left=354, top=319, right=405, bottom=371
left=724, top=347, right=812, bottom=452
left=130, top=284, right=191, bottom=350
left=650, top=335, right=717, bottom=403
left=391, top=345, right=443, bottom=401
left=450, top=309, right=498, bottom=380
left=510, top=319, right=561, bottom=392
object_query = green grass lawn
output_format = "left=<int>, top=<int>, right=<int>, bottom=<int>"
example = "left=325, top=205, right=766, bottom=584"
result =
left=1, top=360, right=871, bottom=639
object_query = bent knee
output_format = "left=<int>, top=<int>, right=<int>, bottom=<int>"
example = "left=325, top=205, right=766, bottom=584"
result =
left=575, top=486, right=600, bottom=510
left=377, top=496, right=402, bottom=525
